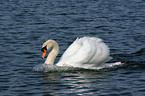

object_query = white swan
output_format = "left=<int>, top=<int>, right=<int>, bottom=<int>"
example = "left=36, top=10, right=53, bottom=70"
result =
left=41, top=37, right=113, bottom=69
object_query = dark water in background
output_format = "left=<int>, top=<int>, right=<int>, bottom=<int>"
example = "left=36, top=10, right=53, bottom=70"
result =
left=0, top=0, right=145, bottom=95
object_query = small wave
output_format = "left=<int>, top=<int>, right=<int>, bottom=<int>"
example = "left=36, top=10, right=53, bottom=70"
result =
left=33, top=62, right=124, bottom=73
left=124, top=61, right=145, bottom=69
left=132, top=48, right=145, bottom=55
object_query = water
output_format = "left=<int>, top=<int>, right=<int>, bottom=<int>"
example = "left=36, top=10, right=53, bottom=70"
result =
left=0, top=0, right=145, bottom=95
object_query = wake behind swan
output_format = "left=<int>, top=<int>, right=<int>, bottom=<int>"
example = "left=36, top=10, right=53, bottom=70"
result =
left=33, top=37, right=122, bottom=72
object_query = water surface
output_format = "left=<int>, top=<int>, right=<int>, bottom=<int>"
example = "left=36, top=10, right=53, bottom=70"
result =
left=0, top=0, right=145, bottom=95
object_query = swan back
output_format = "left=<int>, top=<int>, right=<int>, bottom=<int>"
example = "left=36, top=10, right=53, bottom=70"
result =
left=56, top=37, right=111, bottom=69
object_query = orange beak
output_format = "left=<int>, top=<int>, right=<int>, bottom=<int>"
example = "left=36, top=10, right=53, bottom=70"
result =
left=42, top=49, right=47, bottom=59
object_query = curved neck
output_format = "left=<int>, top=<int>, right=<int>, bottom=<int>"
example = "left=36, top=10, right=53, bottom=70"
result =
left=44, top=40, right=59, bottom=65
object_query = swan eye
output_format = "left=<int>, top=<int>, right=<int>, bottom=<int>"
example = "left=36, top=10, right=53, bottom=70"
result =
left=41, top=46, right=47, bottom=52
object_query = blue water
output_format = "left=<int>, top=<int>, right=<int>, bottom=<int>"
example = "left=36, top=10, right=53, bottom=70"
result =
left=0, top=0, right=145, bottom=95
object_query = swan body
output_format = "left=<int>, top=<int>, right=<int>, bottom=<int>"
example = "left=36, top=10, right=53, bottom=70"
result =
left=41, top=37, right=112, bottom=69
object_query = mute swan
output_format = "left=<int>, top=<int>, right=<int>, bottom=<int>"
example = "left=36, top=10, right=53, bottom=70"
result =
left=41, top=37, right=113, bottom=69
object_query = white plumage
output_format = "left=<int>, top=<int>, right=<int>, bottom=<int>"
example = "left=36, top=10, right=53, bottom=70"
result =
left=56, top=37, right=112, bottom=69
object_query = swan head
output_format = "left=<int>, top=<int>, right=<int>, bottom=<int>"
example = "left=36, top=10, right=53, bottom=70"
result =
left=41, top=40, right=53, bottom=59
left=41, top=40, right=58, bottom=59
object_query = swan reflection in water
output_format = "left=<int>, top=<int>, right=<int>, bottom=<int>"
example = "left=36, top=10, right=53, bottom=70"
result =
left=42, top=72, right=112, bottom=95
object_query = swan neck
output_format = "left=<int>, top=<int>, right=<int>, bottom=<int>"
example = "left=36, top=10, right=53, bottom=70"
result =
left=44, top=40, right=59, bottom=65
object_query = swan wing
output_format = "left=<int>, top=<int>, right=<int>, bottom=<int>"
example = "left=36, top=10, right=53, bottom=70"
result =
left=57, top=38, right=82, bottom=62
left=57, top=37, right=91, bottom=66
left=56, top=37, right=111, bottom=68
